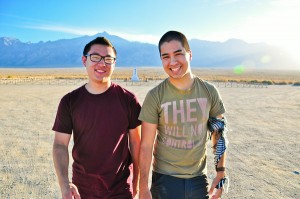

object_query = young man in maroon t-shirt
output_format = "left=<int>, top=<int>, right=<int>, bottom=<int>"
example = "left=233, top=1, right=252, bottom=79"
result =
left=52, top=37, right=141, bottom=199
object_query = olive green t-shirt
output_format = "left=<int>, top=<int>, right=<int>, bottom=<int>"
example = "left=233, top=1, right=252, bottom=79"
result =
left=139, top=77, right=225, bottom=178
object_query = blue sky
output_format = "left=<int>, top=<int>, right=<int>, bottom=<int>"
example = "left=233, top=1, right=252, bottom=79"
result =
left=1, top=0, right=300, bottom=62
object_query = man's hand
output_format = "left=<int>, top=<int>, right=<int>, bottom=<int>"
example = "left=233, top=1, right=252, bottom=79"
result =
left=138, top=188, right=152, bottom=199
left=209, top=172, right=225, bottom=199
left=61, top=183, right=81, bottom=199
left=210, top=188, right=222, bottom=199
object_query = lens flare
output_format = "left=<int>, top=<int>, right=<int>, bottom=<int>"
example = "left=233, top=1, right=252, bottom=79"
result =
left=234, top=65, right=245, bottom=74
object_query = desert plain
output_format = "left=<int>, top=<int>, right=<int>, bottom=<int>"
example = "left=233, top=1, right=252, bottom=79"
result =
left=0, top=67, right=299, bottom=199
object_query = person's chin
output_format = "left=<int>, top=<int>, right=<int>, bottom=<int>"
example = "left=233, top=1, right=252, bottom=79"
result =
left=93, top=75, right=107, bottom=82
left=169, top=72, right=184, bottom=79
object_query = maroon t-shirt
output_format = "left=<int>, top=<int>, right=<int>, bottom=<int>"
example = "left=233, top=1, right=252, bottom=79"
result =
left=53, top=83, right=141, bottom=198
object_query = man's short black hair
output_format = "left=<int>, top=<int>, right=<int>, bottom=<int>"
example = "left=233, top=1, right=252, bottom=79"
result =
left=158, top=31, right=190, bottom=55
left=83, top=37, right=117, bottom=57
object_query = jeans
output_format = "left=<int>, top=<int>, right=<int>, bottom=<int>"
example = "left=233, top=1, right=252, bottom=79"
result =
left=151, top=172, right=209, bottom=199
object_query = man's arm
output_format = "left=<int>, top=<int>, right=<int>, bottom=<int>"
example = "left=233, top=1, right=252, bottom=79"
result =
left=129, top=125, right=141, bottom=198
left=211, top=115, right=226, bottom=170
left=139, top=121, right=157, bottom=199
left=209, top=115, right=227, bottom=199
left=53, top=132, right=80, bottom=199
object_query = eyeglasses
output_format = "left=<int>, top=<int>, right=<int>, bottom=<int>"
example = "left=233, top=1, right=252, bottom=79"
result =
left=85, top=54, right=116, bottom=64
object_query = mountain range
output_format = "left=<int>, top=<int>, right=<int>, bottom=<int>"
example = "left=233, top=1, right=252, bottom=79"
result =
left=0, top=31, right=297, bottom=69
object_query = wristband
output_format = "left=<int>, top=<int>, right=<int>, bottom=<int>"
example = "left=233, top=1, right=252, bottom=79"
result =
left=216, top=167, right=226, bottom=172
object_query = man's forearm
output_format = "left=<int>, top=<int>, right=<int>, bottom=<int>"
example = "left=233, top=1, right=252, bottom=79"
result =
left=131, top=145, right=140, bottom=184
left=217, top=152, right=226, bottom=168
left=129, top=127, right=141, bottom=194
left=212, top=132, right=226, bottom=165
left=53, top=144, right=70, bottom=190
left=139, top=145, right=153, bottom=190
left=130, top=140, right=141, bottom=195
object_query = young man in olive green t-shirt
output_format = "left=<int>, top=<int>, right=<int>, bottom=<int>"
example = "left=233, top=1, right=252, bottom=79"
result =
left=138, top=31, right=228, bottom=199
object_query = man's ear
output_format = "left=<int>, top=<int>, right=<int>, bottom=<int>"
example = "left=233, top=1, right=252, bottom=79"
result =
left=189, top=50, right=192, bottom=61
left=82, top=56, right=87, bottom=67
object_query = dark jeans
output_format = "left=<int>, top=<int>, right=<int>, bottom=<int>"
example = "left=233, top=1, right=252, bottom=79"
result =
left=151, top=172, right=209, bottom=199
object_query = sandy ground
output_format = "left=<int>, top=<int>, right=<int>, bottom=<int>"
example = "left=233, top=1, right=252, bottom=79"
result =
left=0, top=77, right=299, bottom=198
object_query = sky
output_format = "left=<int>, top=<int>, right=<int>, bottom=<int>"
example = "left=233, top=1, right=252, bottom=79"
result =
left=1, top=0, right=300, bottom=63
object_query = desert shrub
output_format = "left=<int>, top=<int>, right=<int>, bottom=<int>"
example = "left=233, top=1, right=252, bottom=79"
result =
left=249, top=80, right=258, bottom=83
left=262, top=80, right=273, bottom=85
left=214, top=79, right=227, bottom=82
left=275, top=81, right=288, bottom=85
left=293, top=82, right=300, bottom=86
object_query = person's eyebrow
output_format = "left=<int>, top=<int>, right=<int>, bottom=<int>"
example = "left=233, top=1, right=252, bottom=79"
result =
left=174, top=49, right=183, bottom=53
left=89, top=52, right=114, bottom=57
left=161, top=52, right=169, bottom=57
left=161, top=49, right=183, bottom=57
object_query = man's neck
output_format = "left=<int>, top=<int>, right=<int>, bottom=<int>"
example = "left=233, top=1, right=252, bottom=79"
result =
left=85, top=79, right=111, bottom=94
left=169, top=73, right=194, bottom=91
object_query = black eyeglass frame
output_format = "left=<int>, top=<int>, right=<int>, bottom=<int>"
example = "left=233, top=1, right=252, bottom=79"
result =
left=85, top=54, right=116, bottom=64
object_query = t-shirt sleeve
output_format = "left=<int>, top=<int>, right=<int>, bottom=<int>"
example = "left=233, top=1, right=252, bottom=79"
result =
left=208, top=84, right=226, bottom=117
left=139, top=90, right=159, bottom=124
left=128, top=94, right=142, bottom=129
left=52, top=94, right=73, bottom=134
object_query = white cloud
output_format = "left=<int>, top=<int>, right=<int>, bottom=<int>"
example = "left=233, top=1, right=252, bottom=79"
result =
left=24, top=23, right=159, bottom=44
left=23, top=24, right=100, bottom=36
